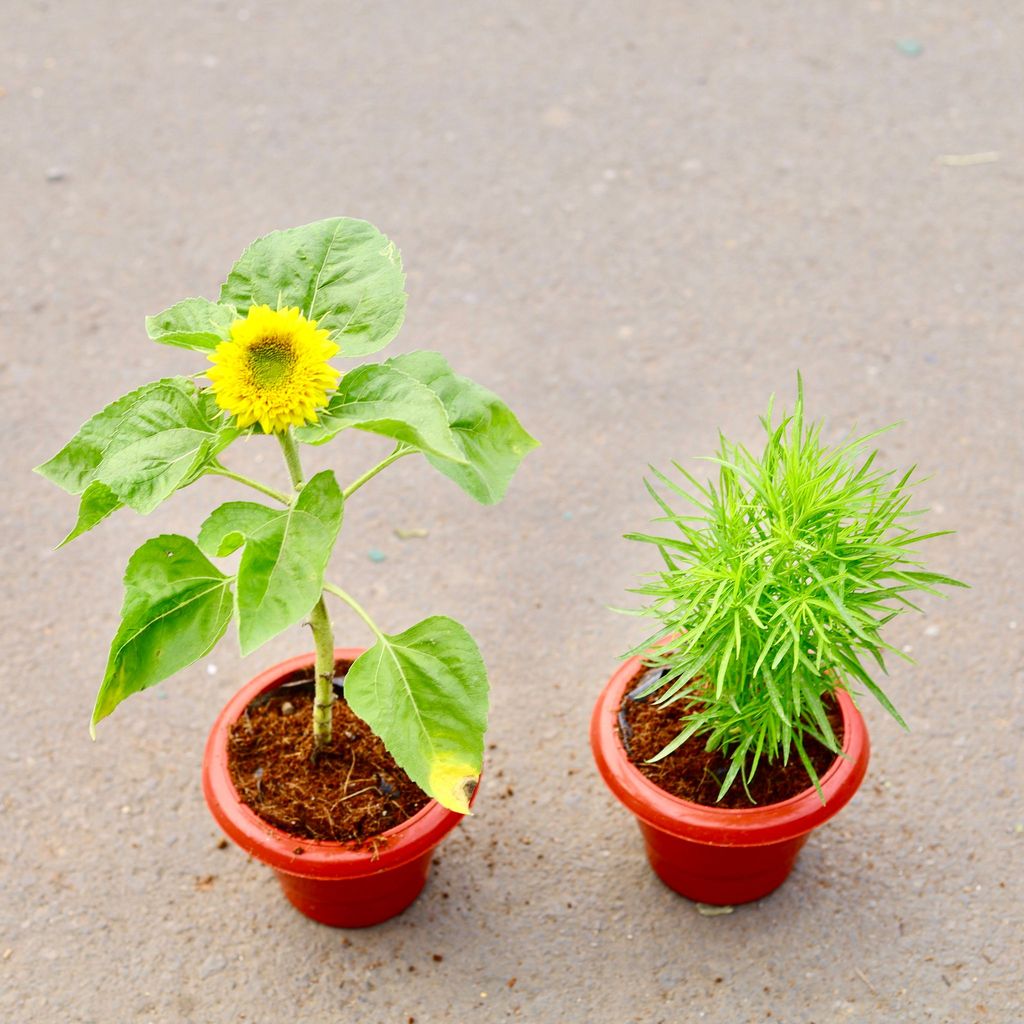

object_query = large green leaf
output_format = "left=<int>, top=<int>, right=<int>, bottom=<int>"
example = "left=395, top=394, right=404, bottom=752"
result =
left=145, top=297, right=238, bottom=352
left=345, top=615, right=488, bottom=814
left=387, top=351, right=538, bottom=504
left=230, top=471, right=344, bottom=655
left=98, top=385, right=236, bottom=514
left=36, top=378, right=236, bottom=531
left=218, top=217, right=406, bottom=357
left=294, top=362, right=465, bottom=461
left=91, top=535, right=233, bottom=733
left=36, top=378, right=174, bottom=495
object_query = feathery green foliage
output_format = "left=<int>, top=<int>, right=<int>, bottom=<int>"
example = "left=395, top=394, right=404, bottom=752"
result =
left=626, top=377, right=965, bottom=802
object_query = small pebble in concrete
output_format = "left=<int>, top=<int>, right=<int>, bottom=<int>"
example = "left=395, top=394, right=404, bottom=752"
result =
left=394, top=526, right=428, bottom=540
left=199, top=953, right=227, bottom=979
left=938, top=151, right=1000, bottom=166
left=896, top=38, right=923, bottom=57
left=696, top=903, right=734, bottom=916
left=541, top=105, right=572, bottom=127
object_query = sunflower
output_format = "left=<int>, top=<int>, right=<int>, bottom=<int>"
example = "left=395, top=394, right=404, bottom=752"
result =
left=207, top=305, right=340, bottom=433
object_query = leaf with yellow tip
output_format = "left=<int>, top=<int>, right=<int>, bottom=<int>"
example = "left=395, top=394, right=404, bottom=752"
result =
left=428, top=758, right=480, bottom=816
left=344, top=616, right=488, bottom=814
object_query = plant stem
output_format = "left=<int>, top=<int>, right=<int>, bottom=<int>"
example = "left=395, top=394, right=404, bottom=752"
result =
left=208, top=465, right=291, bottom=505
left=277, top=429, right=305, bottom=490
left=274, top=428, right=333, bottom=750
left=323, top=582, right=386, bottom=641
left=308, top=596, right=336, bottom=753
left=342, top=445, right=414, bottom=501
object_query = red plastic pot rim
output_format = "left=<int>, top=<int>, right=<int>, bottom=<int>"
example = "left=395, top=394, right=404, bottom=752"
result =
left=590, top=651, right=870, bottom=847
left=202, top=648, right=466, bottom=879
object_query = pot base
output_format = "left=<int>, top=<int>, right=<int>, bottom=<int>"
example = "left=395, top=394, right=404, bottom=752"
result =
left=638, top=821, right=809, bottom=904
left=274, top=856, right=431, bottom=928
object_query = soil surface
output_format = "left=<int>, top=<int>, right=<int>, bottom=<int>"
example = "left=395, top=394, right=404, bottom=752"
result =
left=227, top=676, right=429, bottom=843
left=620, top=667, right=845, bottom=808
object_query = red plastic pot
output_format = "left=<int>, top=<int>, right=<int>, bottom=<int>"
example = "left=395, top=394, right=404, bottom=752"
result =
left=202, top=647, right=467, bottom=928
left=591, top=652, right=870, bottom=905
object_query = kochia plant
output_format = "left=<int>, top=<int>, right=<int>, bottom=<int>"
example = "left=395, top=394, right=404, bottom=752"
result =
left=37, top=217, right=537, bottom=814
left=626, top=379, right=964, bottom=801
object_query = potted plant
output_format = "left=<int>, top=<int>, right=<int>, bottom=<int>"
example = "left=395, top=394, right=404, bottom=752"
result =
left=591, top=379, right=964, bottom=905
left=36, top=217, right=537, bottom=927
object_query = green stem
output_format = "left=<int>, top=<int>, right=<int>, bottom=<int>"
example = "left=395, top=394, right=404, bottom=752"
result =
left=277, top=429, right=305, bottom=490
left=323, top=582, right=385, bottom=641
left=308, top=596, right=336, bottom=753
left=208, top=465, right=291, bottom=505
left=342, top=444, right=414, bottom=501
left=272, top=429, right=333, bottom=750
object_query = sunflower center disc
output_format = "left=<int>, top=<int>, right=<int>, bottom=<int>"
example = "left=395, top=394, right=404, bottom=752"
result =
left=247, top=338, right=296, bottom=388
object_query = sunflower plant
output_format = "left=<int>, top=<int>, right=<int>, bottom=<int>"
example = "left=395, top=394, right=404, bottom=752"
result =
left=626, top=378, right=965, bottom=802
left=37, top=217, right=537, bottom=814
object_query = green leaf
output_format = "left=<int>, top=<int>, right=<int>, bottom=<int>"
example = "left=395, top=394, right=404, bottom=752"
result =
left=834, top=649, right=908, bottom=729
left=95, top=382, right=237, bottom=514
left=294, top=362, right=465, bottom=461
left=219, top=217, right=406, bottom=357
left=36, top=378, right=175, bottom=495
left=145, top=298, right=237, bottom=352
left=198, top=502, right=278, bottom=557
left=386, top=351, right=538, bottom=504
left=59, top=482, right=123, bottom=548
left=91, top=535, right=233, bottom=733
left=345, top=615, right=488, bottom=814
left=233, top=471, right=344, bottom=655
left=36, top=378, right=235, bottom=530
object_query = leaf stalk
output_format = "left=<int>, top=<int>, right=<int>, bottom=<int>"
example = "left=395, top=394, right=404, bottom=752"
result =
left=208, top=465, right=291, bottom=505
left=342, top=445, right=413, bottom=501
left=323, top=582, right=386, bottom=641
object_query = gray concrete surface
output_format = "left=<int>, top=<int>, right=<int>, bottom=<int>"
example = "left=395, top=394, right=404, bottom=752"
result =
left=2, top=2, right=1022, bottom=1022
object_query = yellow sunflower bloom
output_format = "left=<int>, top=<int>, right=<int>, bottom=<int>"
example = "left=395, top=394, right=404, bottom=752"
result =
left=207, top=305, right=340, bottom=433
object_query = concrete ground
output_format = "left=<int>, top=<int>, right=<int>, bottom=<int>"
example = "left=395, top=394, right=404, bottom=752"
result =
left=2, top=2, right=1021, bottom=1022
